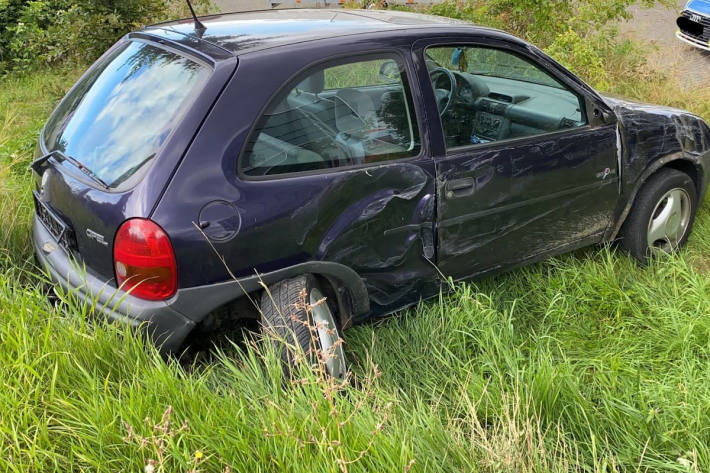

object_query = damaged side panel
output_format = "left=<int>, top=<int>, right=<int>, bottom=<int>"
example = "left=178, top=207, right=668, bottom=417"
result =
left=152, top=40, right=441, bottom=320
left=234, top=162, right=440, bottom=315
left=156, top=158, right=440, bottom=319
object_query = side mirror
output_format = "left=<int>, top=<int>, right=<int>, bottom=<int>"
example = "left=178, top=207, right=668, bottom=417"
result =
left=379, top=60, right=400, bottom=82
left=593, top=106, right=615, bottom=125
left=602, top=109, right=615, bottom=123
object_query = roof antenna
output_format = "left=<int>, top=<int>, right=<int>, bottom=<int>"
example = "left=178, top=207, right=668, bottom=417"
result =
left=185, top=0, right=206, bottom=37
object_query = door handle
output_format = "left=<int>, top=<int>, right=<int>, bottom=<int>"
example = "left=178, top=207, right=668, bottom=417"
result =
left=445, top=177, right=475, bottom=198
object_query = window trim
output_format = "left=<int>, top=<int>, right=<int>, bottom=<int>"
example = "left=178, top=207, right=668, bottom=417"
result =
left=419, top=39, right=600, bottom=157
left=236, top=50, right=426, bottom=181
left=443, top=124, right=595, bottom=162
left=426, top=45, right=569, bottom=91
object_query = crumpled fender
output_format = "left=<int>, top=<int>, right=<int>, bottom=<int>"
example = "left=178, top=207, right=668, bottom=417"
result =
left=603, top=96, right=710, bottom=238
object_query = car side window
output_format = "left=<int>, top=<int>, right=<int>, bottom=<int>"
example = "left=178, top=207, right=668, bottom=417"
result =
left=241, top=56, right=421, bottom=177
left=424, top=46, right=587, bottom=149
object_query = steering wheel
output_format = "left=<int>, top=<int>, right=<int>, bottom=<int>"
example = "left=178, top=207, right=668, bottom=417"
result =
left=429, top=67, right=457, bottom=117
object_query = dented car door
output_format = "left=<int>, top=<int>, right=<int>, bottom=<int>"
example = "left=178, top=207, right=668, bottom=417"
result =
left=416, top=37, right=620, bottom=280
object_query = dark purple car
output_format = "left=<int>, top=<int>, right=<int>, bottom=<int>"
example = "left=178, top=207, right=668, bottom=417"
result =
left=33, top=9, right=710, bottom=377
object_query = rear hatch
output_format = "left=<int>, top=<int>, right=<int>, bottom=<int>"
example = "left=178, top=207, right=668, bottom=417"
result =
left=33, top=38, right=212, bottom=283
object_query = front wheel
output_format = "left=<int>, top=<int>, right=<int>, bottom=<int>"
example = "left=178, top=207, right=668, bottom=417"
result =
left=620, top=169, right=697, bottom=263
left=259, top=275, right=347, bottom=379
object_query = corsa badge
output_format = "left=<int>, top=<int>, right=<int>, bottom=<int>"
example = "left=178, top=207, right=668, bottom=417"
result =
left=86, top=228, right=108, bottom=246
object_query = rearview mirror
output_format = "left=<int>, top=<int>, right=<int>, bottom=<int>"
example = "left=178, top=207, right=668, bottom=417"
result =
left=379, top=60, right=400, bottom=82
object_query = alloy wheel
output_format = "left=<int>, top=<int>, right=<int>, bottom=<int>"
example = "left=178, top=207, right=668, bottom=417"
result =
left=647, top=187, right=691, bottom=254
left=309, top=287, right=347, bottom=379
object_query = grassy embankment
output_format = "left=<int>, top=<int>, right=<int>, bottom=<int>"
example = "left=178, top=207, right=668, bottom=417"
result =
left=1, top=11, right=710, bottom=473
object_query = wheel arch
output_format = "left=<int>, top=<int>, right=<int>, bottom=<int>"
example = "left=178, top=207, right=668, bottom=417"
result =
left=171, top=261, right=370, bottom=329
left=607, top=155, right=703, bottom=240
left=665, top=159, right=703, bottom=195
left=313, top=274, right=356, bottom=330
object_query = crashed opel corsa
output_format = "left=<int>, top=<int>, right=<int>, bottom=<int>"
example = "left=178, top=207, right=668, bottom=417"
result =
left=33, top=9, right=710, bottom=378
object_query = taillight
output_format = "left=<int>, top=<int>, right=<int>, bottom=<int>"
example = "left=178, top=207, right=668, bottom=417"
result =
left=113, top=218, right=177, bottom=301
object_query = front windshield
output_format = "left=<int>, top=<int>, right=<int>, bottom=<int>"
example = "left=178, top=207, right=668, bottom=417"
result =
left=426, top=47, right=564, bottom=89
left=43, top=40, right=210, bottom=188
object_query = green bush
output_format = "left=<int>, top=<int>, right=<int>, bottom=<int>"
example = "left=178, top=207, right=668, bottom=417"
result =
left=404, top=0, right=667, bottom=96
left=0, top=0, right=210, bottom=72
left=546, top=28, right=611, bottom=90
left=423, top=0, right=661, bottom=47
left=426, top=0, right=504, bottom=29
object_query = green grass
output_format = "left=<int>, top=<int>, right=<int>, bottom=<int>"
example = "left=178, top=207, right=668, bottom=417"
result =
left=2, top=42, right=710, bottom=473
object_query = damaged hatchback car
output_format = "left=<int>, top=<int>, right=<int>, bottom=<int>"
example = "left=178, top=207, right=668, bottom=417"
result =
left=33, top=9, right=710, bottom=378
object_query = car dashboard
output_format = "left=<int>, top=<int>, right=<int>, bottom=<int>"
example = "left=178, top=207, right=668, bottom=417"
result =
left=443, top=71, right=586, bottom=148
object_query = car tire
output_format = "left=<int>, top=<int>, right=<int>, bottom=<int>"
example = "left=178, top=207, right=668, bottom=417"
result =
left=259, top=274, right=347, bottom=379
left=620, top=169, right=697, bottom=263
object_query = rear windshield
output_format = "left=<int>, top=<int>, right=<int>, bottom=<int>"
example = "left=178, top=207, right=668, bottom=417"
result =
left=44, top=40, right=210, bottom=188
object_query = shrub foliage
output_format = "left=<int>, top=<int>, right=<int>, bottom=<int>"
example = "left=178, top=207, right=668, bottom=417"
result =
left=0, top=0, right=209, bottom=71
left=420, top=0, right=663, bottom=89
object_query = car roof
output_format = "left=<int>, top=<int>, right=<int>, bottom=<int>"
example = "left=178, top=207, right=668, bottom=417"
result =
left=143, top=8, right=484, bottom=59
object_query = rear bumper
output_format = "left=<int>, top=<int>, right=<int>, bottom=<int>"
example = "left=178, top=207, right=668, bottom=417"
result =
left=34, top=214, right=371, bottom=352
left=33, top=216, right=196, bottom=354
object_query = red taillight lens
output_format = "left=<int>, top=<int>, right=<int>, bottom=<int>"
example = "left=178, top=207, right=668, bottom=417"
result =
left=113, top=218, right=177, bottom=301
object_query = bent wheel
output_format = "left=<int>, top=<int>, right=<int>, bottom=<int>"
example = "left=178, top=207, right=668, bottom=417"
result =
left=620, top=169, right=697, bottom=263
left=259, top=275, right=347, bottom=379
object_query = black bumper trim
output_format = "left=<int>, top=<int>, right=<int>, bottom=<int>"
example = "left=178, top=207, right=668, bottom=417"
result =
left=34, top=216, right=195, bottom=354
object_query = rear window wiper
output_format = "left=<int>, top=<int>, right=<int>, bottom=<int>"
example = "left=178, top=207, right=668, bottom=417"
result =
left=30, top=150, right=109, bottom=189
left=63, top=153, right=110, bottom=189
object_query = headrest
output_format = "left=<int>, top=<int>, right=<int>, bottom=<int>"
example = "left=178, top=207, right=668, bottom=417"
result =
left=269, top=70, right=325, bottom=115
left=334, top=89, right=377, bottom=135
left=295, top=70, right=325, bottom=94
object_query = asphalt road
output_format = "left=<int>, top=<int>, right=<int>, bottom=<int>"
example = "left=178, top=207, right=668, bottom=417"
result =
left=619, top=0, right=710, bottom=86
